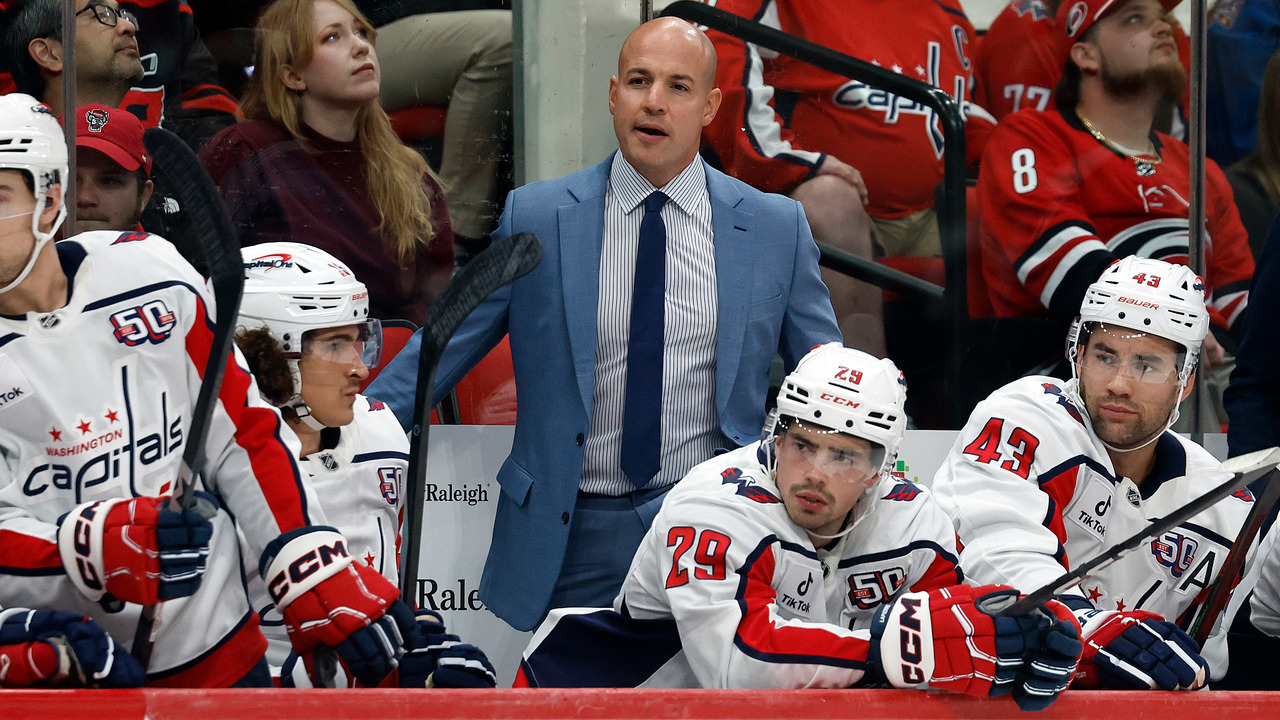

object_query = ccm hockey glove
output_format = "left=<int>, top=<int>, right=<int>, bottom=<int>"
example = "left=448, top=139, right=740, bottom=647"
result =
left=871, top=585, right=1081, bottom=711
left=0, top=608, right=144, bottom=688
left=399, top=610, right=496, bottom=688
left=57, top=492, right=218, bottom=605
left=261, top=527, right=417, bottom=687
left=1073, top=608, right=1208, bottom=690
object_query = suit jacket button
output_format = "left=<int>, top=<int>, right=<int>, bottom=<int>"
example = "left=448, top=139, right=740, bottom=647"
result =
left=575, top=433, right=585, bottom=446
left=561, top=512, right=570, bottom=524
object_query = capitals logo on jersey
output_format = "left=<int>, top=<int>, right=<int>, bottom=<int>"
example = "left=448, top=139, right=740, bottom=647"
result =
left=112, top=231, right=149, bottom=244
left=883, top=482, right=922, bottom=502
left=379, top=467, right=402, bottom=505
left=1042, top=383, right=1084, bottom=424
left=720, top=467, right=780, bottom=504
left=110, top=301, right=176, bottom=346
left=1151, top=531, right=1198, bottom=578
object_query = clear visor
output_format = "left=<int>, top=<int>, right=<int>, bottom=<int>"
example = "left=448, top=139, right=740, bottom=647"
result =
left=300, top=319, right=382, bottom=369
left=1077, top=322, right=1184, bottom=384
left=774, top=417, right=883, bottom=485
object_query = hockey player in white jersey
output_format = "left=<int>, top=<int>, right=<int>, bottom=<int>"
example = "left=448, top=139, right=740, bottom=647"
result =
left=518, top=344, right=1082, bottom=710
left=933, top=256, right=1253, bottom=690
left=0, top=94, right=415, bottom=687
left=234, top=242, right=495, bottom=689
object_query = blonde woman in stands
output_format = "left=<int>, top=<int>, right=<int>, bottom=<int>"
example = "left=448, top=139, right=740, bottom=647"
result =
left=200, top=0, right=454, bottom=326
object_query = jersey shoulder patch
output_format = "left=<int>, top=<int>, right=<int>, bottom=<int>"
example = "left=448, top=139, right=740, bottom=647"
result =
left=1040, top=382, right=1085, bottom=425
left=719, top=466, right=781, bottom=504
left=882, top=481, right=923, bottom=502
left=112, top=231, right=150, bottom=244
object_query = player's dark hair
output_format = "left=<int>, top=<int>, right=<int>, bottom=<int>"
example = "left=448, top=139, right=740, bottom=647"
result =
left=5, top=0, right=60, bottom=100
left=234, top=327, right=296, bottom=408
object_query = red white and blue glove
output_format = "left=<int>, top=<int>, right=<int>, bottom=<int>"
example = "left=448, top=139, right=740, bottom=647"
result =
left=260, top=527, right=417, bottom=687
left=399, top=610, right=496, bottom=688
left=1072, top=608, right=1208, bottom=691
left=0, top=608, right=144, bottom=688
left=871, top=585, right=1081, bottom=711
left=57, top=492, right=218, bottom=605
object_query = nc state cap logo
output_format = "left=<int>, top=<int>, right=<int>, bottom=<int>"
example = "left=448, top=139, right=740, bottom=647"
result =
left=85, top=107, right=109, bottom=133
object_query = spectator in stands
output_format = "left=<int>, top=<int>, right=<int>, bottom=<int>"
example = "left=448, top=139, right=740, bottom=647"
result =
left=355, top=1, right=512, bottom=256
left=73, top=103, right=153, bottom=233
left=1206, top=0, right=1280, bottom=167
left=975, top=0, right=1253, bottom=409
left=701, top=0, right=996, bottom=357
left=1226, top=49, right=1280, bottom=259
left=3, top=0, right=238, bottom=150
left=199, top=0, right=455, bottom=326
left=975, top=0, right=1191, bottom=127
left=367, top=17, right=840, bottom=632
left=233, top=242, right=497, bottom=689
left=5, top=0, right=144, bottom=115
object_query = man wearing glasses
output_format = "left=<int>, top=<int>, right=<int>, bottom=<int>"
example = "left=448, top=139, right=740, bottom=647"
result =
left=933, top=257, right=1253, bottom=692
left=5, top=0, right=144, bottom=117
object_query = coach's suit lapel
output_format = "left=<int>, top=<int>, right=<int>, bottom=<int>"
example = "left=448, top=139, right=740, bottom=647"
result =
left=559, top=159, right=611, bottom=414
left=707, top=163, right=752, bottom=420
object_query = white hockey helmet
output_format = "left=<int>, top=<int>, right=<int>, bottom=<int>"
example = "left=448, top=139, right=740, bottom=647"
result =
left=772, top=343, right=909, bottom=479
left=0, top=93, right=68, bottom=293
left=1069, top=256, right=1209, bottom=383
left=238, top=243, right=381, bottom=427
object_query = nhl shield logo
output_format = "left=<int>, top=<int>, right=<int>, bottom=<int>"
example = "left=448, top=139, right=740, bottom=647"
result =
left=379, top=467, right=402, bottom=505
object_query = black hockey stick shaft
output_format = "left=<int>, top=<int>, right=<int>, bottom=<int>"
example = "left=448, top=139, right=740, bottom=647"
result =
left=998, top=447, right=1280, bottom=617
left=132, top=127, right=244, bottom=668
left=399, top=232, right=543, bottom=606
left=1189, top=463, right=1280, bottom=644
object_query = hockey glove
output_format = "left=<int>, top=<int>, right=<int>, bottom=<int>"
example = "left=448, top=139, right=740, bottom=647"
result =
left=57, top=492, right=218, bottom=605
left=0, top=608, right=144, bottom=688
left=399, top=610, right=496, bottom=688
left=1006, top=598, right=1082, bottom=711
left=871, top=584, right=1081, bottom=709
left=261, top=527, right=417, bottom=687
left=1073, top=608, right=1208, bottom=691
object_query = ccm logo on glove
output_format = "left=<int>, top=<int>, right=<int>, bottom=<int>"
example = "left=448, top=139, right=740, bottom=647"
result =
left=892, top=597, right=928, bottom=684
left=266, top=530, right=353, bottom=609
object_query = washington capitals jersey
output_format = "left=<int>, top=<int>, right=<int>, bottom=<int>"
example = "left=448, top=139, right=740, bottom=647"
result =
left=702, top=0, right=996, bottom=220
left=519, top=443, right=960, bottom=688
left=976, top=109, right=1252, bottom=328
left=247, top=395, right=408, bottom=667
left=0, top=231, right=318, bottom=686
left=931, top=376, right=1254, bottom=676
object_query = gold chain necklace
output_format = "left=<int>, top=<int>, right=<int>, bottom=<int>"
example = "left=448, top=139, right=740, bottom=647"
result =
left=1077, top=111, right=1162, bottom=175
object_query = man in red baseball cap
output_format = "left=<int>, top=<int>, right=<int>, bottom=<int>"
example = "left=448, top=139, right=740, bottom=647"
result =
left=973, top=0, right=1253, bottom=431
left=75, top=103, right=153, bottom=232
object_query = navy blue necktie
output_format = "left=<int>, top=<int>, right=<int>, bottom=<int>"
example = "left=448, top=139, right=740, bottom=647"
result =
left=620, top=191, right=668, bottom=488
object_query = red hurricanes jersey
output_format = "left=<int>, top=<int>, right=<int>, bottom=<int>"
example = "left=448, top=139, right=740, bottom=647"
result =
left=976, top=109, right=1252, bottom=329
left=703, top=0, right=996, bottom=220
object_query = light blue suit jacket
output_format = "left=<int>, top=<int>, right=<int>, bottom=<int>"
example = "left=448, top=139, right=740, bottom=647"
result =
left=368, top=155, right=839, bottom=630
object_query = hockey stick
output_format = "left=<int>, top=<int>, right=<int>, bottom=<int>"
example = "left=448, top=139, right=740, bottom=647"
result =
left=1188, top=460, right=1280, bottom=644
left=997, top=447, right=1280, bottom=617
left=131, top=127, right=244, bottom=668
left=398, top=232, right=543, bottom=606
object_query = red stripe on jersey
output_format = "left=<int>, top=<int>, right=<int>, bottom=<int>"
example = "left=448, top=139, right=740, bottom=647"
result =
left=908, top=546, right=963, bottom=594
left=181, top=85, right=239, bottom=115
left=184, top=296, right=309, bottom=532
left=734, top=546, right=871, bottom=665
left=1040, top=467, right=1078, bottom=570
left=0, top=529, right=61, bottom=573
left=146, top=613, right=268, bottom=688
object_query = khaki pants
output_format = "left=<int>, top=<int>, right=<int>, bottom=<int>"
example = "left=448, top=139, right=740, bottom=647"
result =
left=870, top=207, right=940, bottom=258
left=377, top=10, right=513, bottom=239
